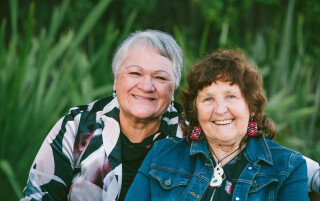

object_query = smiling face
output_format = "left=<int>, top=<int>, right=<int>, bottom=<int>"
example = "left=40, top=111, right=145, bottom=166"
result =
left=196, top=81, right=251, bottom=147
left=113, top=44, right=175, bottom=122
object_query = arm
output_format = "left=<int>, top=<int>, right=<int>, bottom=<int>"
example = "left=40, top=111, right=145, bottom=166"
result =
left=21, top=113, right=79, bottom=201
left=277, top=153, right=310, bottom=201
left=303, top=156, right=320, bottom=193
left=303, top=156, right=320, bottom=201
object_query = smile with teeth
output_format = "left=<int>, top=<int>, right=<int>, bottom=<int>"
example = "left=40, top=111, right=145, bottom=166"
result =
left=133, top=95, right=155, bottom=101
left=214, top=119, right=233, bottom=125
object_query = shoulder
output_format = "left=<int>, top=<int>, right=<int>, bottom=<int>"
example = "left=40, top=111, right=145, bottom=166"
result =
left=66, top=96, right=115, bottom=119
left=153, top=137, right=188, bottom=150
left=265, top=138, right=306, bottom=170
left=265, top=138, right=301, bottom=156
left=142, top=137, right=199, bottom=179
left=151, top=137, right=190, bottom=161
left=55, top=97, right=116, bottom=136
left=71, top=96, right=114, bottom=113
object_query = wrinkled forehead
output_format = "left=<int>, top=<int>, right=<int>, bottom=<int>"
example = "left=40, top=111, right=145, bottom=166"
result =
left=120, top=44, right=175, bottom=74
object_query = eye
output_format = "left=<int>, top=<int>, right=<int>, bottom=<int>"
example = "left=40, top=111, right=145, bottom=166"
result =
left=155, top=76, right=166, bottom=81
left=228, top=95, right=235, bottom=99
left=204, top=97, right=213, bottom=102
left=129, top=72, right=141, bottom=76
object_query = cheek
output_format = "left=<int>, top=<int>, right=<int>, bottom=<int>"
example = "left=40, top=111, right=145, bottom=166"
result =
left=157, top=83, right=175, bottom=97
left=238, top=122, right=248, bottom=135
left=167, top=82, right=175, bottom=92
left=237, top=113, right=250, bottom=134
left=197, top=107, right=210, bottom=122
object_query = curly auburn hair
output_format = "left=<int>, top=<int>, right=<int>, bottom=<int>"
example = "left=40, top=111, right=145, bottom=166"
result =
left=178, top=49, right=275, bottom=144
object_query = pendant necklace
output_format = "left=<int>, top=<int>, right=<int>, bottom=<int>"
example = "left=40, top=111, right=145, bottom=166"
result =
left=208, top=144, right=242, bottom=187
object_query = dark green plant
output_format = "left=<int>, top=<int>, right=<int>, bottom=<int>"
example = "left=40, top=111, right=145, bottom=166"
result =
left=0, top=0, right=116, bottom=199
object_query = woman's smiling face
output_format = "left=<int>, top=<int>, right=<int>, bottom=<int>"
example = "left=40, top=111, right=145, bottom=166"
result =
left=113, top=44, right=175, bottom=122
left=196, top=81, right=250, bottom=146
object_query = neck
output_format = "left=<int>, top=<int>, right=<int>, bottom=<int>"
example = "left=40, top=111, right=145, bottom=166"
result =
left=119, top=111, right=161, bottom=143
left=207, top=140, right=244, bottom=166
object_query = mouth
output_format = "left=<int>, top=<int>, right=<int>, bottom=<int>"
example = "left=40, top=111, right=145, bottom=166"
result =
left=213, top=119, right=233, bottom=125
left=132, top=95, right=155, bottom=101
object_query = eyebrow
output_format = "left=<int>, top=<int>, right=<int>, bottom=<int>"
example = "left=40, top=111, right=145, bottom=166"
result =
left=225, top=88, right=242, bottom=95
left=126, top=65, right=143, bottom=69
left=200, top=88, right=241, bottom=97
left=126, top=65, right=173, bottom=78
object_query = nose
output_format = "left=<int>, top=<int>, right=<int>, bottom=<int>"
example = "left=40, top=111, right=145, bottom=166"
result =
left=214, top=101, right=228, bottom=114
left=138, top=76, right=155, bottom=92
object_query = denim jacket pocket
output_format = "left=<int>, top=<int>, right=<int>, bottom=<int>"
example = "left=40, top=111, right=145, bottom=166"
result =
left=150, top=166, right=191, bottom=190
left=248, top=174, right=279, bottom=193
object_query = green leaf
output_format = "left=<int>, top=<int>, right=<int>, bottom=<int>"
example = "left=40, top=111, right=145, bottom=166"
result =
left=0, top=159, right=23, bottom=199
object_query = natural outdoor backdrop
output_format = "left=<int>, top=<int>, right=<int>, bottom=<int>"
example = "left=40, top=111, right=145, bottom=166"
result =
left=1, top=0, right=319, bottom=200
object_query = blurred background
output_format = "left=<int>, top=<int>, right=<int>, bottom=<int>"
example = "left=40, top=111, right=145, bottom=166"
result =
left=1, top=0, right=319, bottom=199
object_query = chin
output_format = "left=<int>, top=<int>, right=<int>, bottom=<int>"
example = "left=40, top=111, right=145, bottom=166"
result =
left=216, top=135, right=237, bottom=143
left=132, top=112, right=157, bottom=120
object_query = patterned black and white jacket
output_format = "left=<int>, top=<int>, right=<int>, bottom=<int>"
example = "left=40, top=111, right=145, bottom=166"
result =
left=21, top=96, right=183, bottom=201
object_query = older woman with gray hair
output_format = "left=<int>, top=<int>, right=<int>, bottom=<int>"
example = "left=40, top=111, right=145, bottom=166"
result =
left=21, top=30, right=184, bottom=201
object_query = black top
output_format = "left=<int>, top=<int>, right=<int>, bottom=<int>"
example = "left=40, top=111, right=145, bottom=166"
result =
left=201, top=150, right=248, bottom=201
left=118, top=131, right=154, bottom=201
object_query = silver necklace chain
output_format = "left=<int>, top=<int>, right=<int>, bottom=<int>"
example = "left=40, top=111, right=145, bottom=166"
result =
left=208, top=144, right=242, bottom=165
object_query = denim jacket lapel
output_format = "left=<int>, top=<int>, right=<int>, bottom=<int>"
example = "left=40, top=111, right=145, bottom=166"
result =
left=232, top=136, right=274, bottom=201
left=190, top=139, right=211, bottom=159
left=244, top=136, right=274, bottom=166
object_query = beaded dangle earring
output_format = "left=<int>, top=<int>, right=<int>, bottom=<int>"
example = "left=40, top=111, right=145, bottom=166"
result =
left=190, top=126, right=202, bottom=140
left=248, top=121, right=258, bottom=137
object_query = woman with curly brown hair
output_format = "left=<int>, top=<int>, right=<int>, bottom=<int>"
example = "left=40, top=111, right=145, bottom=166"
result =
left=125, top=49, right=310, bottom=201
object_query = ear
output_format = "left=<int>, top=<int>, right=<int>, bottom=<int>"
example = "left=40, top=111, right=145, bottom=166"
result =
left=113, top=78, right=117, bottom=91
left=250, top=112, right=255, bottom=118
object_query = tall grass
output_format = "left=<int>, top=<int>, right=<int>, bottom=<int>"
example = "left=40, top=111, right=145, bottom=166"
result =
left=253, top=0, right=320, bottom=160
left=0, top=0, right=117, bottom=199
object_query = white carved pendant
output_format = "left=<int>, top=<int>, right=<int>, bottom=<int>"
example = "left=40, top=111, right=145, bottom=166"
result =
left=210, top=163, right=224, bottom=187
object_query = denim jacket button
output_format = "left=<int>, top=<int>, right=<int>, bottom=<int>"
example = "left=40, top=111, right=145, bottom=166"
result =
left=235, top=197, right=240, bottom=200
left=252, top=180, right=258, bottom=187
left=165, top=178, right=172, bottom=186
left=248, top=166, right=252, bottom=170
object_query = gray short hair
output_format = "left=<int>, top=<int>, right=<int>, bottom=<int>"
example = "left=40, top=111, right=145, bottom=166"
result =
left=112, top=30, right=184, bottom=89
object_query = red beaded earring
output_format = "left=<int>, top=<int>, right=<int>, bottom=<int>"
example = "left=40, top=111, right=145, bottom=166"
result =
left=248, top=122, right=258, bottom=136
left=190, top=126, right=202, bottom=140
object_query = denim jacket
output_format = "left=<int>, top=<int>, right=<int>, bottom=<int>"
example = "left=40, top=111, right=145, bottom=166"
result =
left=125, top=136, right=309, bottom=201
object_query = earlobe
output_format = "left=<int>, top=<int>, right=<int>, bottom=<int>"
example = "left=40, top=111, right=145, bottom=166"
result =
left=171, top=96, right=174, bottom=106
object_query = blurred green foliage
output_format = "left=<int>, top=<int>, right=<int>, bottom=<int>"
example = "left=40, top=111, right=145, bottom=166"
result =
left=1, top=0, right=319, bottom=199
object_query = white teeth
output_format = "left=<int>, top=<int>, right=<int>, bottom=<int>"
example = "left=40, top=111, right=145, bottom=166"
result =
left=134, top=95, right=152, bottom=100
left=215, top=120, right=232, bottom=125
left=135, top=95, right=146, bottom=100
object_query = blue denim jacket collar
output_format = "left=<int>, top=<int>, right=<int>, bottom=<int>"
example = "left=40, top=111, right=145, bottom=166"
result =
left=244, top=137, right=274, bottom=165
left=190, top=139, right=210, bottom=159
left=189, top=136, right=274, bottom=166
